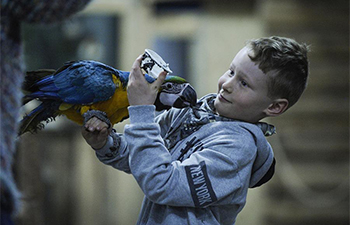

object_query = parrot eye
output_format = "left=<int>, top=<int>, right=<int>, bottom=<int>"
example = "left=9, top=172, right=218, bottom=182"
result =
left=166, top=83, right=173, bottom=89
left=161, top=82, right=182, bottom=94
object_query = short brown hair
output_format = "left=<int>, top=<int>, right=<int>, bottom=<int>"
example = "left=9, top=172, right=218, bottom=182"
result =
left=247, top=36, right=309, bottom=109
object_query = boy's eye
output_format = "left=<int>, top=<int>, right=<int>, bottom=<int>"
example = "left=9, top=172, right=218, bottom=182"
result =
left=241, top=80, right=248, bottom=87
left=229, top=70, right=235, bottom=76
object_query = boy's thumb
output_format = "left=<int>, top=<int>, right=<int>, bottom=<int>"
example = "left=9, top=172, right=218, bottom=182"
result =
left=155, top=71, right=167, bottom=87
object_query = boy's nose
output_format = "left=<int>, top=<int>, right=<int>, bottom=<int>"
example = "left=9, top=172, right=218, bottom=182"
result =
left=222, top=79, right=234, bottom=93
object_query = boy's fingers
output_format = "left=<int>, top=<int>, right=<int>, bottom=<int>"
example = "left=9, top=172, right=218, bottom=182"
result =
left=91, top=118, right=104, bottom=130
left=87, top=118, right=97, bottom=132
left=152, top=71, right=167, bottom=90
left=130, top=55, right=144, bottom=81
left=97, top=122, right=109, bottom=131
left=84, top=117, right=92, bottom=128
left=84, top=117, right=108, bottom=132
left=84, top=117, right=95, bottom=131
left=99, top=127, right=109, bottom=138
left=158, top=71, right=167, bottom=83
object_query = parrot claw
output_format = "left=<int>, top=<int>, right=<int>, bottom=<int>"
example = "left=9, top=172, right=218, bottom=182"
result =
left=83, top=110, right=112, bottom=131
left=141, top=49, right=172, bottom=79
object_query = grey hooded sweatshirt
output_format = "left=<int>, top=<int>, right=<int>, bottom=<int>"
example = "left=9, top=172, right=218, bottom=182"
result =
left=95, top=94, right=275, bottom=225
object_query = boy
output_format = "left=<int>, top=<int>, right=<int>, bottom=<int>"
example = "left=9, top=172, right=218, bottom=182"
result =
left=82, top=36, right=309, bottom=225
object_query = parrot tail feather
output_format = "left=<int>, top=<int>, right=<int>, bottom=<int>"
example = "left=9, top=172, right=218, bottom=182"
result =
left=22, top=69, right=56, bottom=105
left=22, top=96, right=34, bottom=106
left=22, top=69, right=55, bottom=92
left=18, top=101, right=60, bottom=136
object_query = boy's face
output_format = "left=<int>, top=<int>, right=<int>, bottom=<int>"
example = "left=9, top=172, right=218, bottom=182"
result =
left=214, top=47, right=274, bottom=123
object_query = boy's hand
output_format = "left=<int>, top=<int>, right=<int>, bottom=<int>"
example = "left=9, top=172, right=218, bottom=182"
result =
left=81, top=117, right=109, bottom=150
left=127, top=55, right=167, bottom=106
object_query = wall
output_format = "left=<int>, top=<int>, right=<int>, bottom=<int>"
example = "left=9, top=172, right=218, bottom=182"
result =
left=15, top=0, right=349, bottom=225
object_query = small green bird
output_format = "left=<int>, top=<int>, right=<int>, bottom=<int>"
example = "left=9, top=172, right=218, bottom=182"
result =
left=19, top=60, right=197, bottom=135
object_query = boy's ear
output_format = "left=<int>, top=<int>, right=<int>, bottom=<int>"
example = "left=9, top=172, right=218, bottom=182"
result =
left=265, top=99, right=289, bottom=117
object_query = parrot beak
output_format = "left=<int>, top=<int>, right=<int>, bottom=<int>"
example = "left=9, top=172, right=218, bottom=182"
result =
left=155, top=81, right=197, bottom=111
left=172, top=83, right=197, bottom=108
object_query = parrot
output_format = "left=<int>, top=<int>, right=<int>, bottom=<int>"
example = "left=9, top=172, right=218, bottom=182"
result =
left=19, top=60, right=197, bottom=135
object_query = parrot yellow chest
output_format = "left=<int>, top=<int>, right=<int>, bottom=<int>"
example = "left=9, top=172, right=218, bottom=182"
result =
left=60, top=77, right=130, bottom=125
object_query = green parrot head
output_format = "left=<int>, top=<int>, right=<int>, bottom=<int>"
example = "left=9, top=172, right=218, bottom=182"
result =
left=156, top=75, right=197, bottom=111
left=163, top=75, right=187, bottom=84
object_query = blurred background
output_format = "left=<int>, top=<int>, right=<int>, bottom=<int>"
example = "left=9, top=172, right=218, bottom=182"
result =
left=15, top=0, right=349, bottom=224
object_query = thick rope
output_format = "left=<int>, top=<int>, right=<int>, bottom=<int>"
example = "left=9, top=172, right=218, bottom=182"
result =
left=0, top=0, right=91, bottom=218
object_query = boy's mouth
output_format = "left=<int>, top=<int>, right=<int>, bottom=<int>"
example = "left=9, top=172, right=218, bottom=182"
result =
left=218, top=93, right=232, bottom=103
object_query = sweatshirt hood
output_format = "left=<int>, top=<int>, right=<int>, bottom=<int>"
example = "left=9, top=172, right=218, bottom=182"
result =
left=245, top=124, right=275, bottom=188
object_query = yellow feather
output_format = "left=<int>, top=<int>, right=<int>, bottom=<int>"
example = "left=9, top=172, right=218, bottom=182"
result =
left=59, top=103, right=73, bottom=111
left=59, top=76, right=130, bottom=125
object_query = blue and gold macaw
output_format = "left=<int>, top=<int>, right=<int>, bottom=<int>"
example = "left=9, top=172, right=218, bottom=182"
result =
left=19, top=60, right=197, bottom=135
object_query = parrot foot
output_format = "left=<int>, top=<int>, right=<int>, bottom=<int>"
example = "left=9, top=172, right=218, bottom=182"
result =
left=83, top=110, right=112, bottom=131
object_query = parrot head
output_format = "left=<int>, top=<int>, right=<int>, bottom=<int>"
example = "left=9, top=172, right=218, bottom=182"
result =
left=155, top=75, right=197, bottom=111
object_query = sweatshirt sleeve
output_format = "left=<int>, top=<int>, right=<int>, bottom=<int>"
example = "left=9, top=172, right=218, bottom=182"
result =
left=95, top=131, right=131, bottom=173
left=93, top=107, right=182, bottom=173
left=125, top=105, right=258, bottom=208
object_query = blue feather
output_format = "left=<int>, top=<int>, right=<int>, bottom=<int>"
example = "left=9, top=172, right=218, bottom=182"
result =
left=45, top=61, right=117, bottom=104
left=144, top=74, right=156, bottom=83
left=39, top=83, right=59, bottom=92
left=24, top=60, right=159, bottom=106
left=118, top=71, right=155, bottom=83
left=36, top=75, right=54, bottom=86
left=28, top=91, right=60, bottom=99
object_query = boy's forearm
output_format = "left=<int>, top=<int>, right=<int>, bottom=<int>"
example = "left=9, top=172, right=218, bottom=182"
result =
left=95, top=131, right=131, bottom=173
left=94, top=135, right=116, bottom=157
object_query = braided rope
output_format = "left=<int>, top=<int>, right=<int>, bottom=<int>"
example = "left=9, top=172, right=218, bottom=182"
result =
left=0, top=0, right=91, bottom=216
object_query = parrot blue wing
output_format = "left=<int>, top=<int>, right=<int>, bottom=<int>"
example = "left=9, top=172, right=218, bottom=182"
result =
left=28, top=60, right=121, bottom=105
